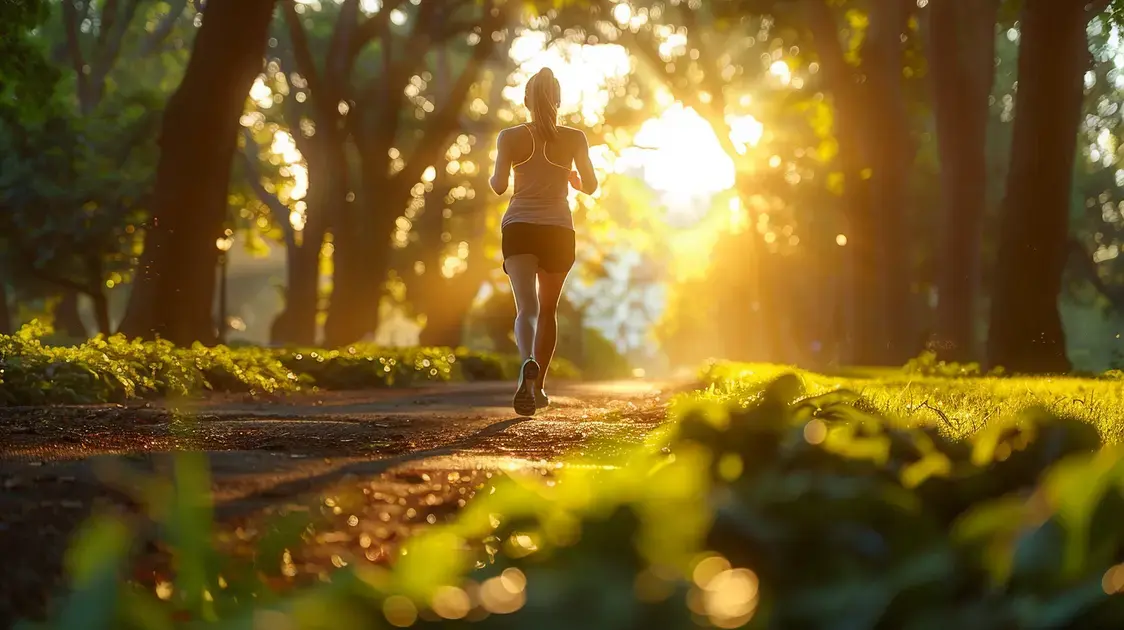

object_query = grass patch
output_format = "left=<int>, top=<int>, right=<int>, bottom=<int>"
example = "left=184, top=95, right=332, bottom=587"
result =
left=701, top=360, right=1124, bottom=443
left=0, top=321, right=580, bottom=405
left=22, top=365, right=1124, bottom=629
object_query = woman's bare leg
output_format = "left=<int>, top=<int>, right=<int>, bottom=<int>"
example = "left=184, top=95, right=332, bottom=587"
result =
left=505, top=255, right=540, bottom=361
left=534, top=270, right=569, bottom=390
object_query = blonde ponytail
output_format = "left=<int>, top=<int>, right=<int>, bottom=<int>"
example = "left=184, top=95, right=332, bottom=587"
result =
left=525, top=67, right=560, bottom=142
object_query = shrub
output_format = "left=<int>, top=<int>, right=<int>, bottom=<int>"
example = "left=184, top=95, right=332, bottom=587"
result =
left=903, top=349, right=988, bottom=378
left=0, top=322, right=577, bottom=405
left=30, top=371, right=1124, bottom=629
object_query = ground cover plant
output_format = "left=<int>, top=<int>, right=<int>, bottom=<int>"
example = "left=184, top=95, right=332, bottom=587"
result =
left=18, top=366, right=1124, bottom=630
left=702, top=359, right=1124, bottom=444
left=0, top=322, right=579, bottom=405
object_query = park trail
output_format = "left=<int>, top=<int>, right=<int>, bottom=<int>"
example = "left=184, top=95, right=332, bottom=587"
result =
left=0, top=379, right=684, bottom=627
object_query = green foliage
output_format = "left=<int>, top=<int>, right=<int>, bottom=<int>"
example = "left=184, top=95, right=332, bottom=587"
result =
left=1, top=0, right=195, bottom=317
left=0, top=0, right=59, bottom=123
left=0, top=321, right=570, bottom=405
left=0, top=101, right=157, bottom=294
left=276, top=345, right=579, bottom=388
left=28, top=370, right=1124, bottom=629
left=903, top=350, right=987, bottom=378
left=702, top=361, right=1124, bottom=444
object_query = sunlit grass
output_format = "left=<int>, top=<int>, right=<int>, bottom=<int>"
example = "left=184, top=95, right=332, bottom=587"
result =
left=700, top=360, right=1124, bottom=443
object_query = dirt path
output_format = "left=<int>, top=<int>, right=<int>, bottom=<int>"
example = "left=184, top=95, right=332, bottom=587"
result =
left=0, top=379, right=685, bottom=627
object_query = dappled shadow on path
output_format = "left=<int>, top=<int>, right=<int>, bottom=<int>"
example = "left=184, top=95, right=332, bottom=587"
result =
left=213, top=415, right=530, bottom=519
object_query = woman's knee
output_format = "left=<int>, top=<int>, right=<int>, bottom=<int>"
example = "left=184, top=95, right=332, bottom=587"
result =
left=516, top=302, right=540, bottom=323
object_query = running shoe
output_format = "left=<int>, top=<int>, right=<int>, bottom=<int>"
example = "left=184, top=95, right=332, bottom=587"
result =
left=513, top=358, right=540, bottom=417
left=535, top=388, right=550, bottom=409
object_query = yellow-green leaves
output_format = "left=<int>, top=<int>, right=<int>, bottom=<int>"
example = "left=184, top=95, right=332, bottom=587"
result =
left=59, top=516, right=133, bottom=630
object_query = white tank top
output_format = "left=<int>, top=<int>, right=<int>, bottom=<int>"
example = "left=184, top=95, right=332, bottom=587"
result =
left=501, top=123, right=574, bottom=231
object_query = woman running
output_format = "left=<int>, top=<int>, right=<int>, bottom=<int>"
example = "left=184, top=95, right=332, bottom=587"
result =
left=488, top=67, right=598, bottom=417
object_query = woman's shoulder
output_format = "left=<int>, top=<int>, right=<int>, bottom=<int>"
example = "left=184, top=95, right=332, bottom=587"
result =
left=556, top=125, right=589, bottom=145
left=499, top=123, right=532, bottom=138
left=557, top=125, right=587, bottom=138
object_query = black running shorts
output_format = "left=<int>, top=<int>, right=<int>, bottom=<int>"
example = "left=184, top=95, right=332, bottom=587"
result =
left=501, top=222, right=576, bottom=274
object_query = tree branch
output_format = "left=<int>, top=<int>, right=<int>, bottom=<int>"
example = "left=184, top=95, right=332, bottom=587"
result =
left=95, top=0, right=121, bottom=57
left=393, top=2, right=505, bottom=195
left=62, top=0, right=92, bottom=113
left=1069, top=238, right=1124, bottom=312
left=358, top=1, right=443, bottom=163
left=9, top=235, right=98, bottom=298
left=52, top=1, right=89, bottom=64
left=139, top=0, right=190, bottom=56
left=283, top=0, right=340, bottom=128
left=273, top=52, right=315, bottom=157
left=114, top=106, right=163, bottom=168
left=348, top=0, right=407, bottom=61
left=326, top=0, right=361, bottom=84
left=89, top=0, right=143, bottom=107
left=674, top=5, right=741, bottom=160
left=240, top=127, right=298, bottom=251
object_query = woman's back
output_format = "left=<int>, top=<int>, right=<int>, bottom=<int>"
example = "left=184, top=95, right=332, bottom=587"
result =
left=502, top=123, right=574, bottom=230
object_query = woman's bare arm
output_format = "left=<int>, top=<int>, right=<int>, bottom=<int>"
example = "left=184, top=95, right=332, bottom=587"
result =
left=571, top=131, right=598, bottom=195
left=489, top=129, right=513, bottom=195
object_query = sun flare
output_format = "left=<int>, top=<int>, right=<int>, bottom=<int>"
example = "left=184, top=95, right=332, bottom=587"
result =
left=507, top=31, right=764, bottom=220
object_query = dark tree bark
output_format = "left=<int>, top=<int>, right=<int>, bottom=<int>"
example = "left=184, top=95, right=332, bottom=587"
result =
left=119, top=0, right=276, bottom=345
left=863, top=0, right=916, bottom=364
left=274, top=147, right=337, bottom=347
left=0, top=280, right=12, bottom=335
left=55, top=290, right=87, bottom=338
left=804, top=0, right=914, bottom=367
left=91, top=291, right=112, bottom=337
left=240, top=123, right=335, bottom=347
left=411, top=173, right=489, bottom=349
left=926, top=0, right=1000, bottom=361
left=986, top=0, right=1092, bottom=373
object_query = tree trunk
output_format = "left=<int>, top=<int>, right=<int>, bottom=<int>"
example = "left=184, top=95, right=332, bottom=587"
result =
left=731, top=174, right=775, bottom=363
left=270, top=148, right=342, bottom=346
left=412, top=183, right=488, bottom=349
left=804, top=0, right=878, bottom=367
left=863, top=0, right=915, bottom=365
left=986, top=0, right=1088, bottom=373
left=322, top=192, right=393, bottom=347
left=55, top=290, right=87, bottom=338
left=928, top=0, right=999, bottom=361
left=273, top=239, right=321, bottom=346
left=0, top=280, right=11, bottom=335
left=805, top=0, right=918, bottom=366
left=91, top=290, right=112, bottom=336
left=417, top=271, right=484, bottom=347
left=323, top=3, right=505, bottom=347
left=118, top=0, right=275, bottom=346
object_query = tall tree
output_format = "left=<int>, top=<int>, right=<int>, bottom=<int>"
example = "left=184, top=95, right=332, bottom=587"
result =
left=322, top=0, right=510, bottom=346
left=2, top=0, right=180, bottom=337
left=119, top=0, right=277, bottom=345
left=796, top=0, right=920, bottom=365
left=986, top=0, right=1106, bottom=373
left=0, top=0, right=56, bottom=335
left=47, top=0, right=194, bottom=336
left=924, top=0, right=1000, bottom=360
left=405, top=43, right=511, bottom=349
left=240, top=0, right=391, bottom=346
